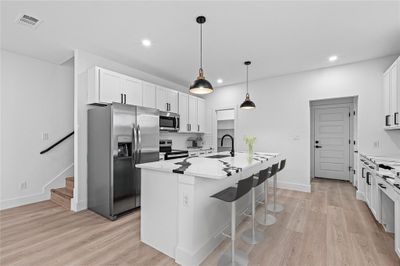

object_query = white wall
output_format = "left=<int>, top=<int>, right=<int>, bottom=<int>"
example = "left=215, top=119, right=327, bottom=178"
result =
left=205, top=56, right=400, bottom=192
left=74, top=50, right=191, bottom=211
left=1, top=50, right=74, bottom=209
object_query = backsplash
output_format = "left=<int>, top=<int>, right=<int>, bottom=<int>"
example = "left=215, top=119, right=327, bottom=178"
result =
left=160, top=132, right=212, bottom=150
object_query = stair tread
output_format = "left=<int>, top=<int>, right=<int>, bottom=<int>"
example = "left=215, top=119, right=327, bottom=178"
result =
left=51, top=187, right=73, bottom=198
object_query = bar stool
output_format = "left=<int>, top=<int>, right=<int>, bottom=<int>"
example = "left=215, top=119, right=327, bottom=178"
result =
left=256, top=163, right=279, bottom=226
left=211, top=175, right=254, bottom=266
left=241, top=167, right=271, bottom=245
left=267, top=159, right=286, bottom=213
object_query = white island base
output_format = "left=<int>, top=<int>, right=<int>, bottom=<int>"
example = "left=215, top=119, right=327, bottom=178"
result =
left=138, top=152, right=279, bottom=265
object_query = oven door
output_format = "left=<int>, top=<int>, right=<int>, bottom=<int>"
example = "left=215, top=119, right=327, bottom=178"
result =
left=160, top=115, right=179, bottom=132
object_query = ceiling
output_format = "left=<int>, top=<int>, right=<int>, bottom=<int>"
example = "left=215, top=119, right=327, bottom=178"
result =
left=2, top=1, right=400, bottom=87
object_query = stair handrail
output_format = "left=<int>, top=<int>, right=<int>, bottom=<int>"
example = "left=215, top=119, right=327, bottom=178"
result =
left=40, top=131, right=74, bottom=154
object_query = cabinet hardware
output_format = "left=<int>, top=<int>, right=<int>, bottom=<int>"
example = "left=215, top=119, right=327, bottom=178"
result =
left=124, top=94, right=127, bottom=104
left=368, top=166, right=374, bottom=170
left=362, top=168, right=365, bottom=178
left=378, top=183, right=386, bottom=189
left=198, top=125, right=200, bottom=132
left=385, top=115, right=391, bottom=126
left=315, top=145, right=322, bottom=148
left=395, top=112, right=399, bottom=125
left=121, top=93, right=123, bottom=103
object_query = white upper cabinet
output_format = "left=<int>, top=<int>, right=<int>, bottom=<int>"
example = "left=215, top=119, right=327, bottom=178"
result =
left=383, top=56, right=400, bottom=129
left=88, top=67, right=123, bottom=104
left=88, top=66, right=207, bottom=132
left=156, top=86, right=178, bottom=113
left=188, top=95, right=198, bottom=132
left=197, top=98, right=205, bottom=133
left=142, top=82, right=156, bottom=108
left=178, top=93, right=189, bottom=132
left=88, top=66, right=142, bottom=105
left=124, top=77, right=143, bottom=106
left=178, top=93, right=206, bottom=133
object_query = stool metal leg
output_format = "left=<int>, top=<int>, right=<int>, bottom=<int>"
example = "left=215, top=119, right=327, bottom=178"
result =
left=267, top=174, right=284, bottom=212
left=256, top=179, right=276, bottom=226
left=218, top=201, right=249, bottom=266
left=241, top=188, right=264, bottom=244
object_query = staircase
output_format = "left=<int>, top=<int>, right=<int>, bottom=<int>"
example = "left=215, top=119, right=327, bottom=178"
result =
left=51, top=177, right=74, bottom=210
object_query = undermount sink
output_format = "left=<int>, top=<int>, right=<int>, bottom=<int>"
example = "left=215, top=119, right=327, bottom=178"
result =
left=205, top=154, right=231, bottom=159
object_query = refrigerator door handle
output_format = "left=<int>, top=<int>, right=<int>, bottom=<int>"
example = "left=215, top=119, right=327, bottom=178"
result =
left=132, top=125, right=138, bottom=163
left=137, top=125, right=142, bottom=162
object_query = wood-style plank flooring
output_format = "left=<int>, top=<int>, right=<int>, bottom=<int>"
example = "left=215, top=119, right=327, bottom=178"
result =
left=1, top=178, right=399, bottom=266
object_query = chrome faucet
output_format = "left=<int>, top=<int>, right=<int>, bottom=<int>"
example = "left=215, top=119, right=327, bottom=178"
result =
left=221, top=134, right=234, bottom=157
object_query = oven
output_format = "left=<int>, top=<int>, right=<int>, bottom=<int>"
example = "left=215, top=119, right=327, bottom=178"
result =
left=159, top=111, right=180, bottom=132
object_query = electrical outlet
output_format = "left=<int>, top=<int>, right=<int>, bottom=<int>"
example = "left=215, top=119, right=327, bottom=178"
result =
left=42, top=132, right=49, bottom=141
left=183, top=195, right=189, bottom=207
left=20, top=181, right=27, bottom=190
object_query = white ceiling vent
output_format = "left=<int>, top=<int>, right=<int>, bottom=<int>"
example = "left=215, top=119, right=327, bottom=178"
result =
left=16, top=14, right=42, bottom=29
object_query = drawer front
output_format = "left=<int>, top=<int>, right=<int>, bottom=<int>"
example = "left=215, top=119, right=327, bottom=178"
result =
left=376, top=176, right=397, bottom=201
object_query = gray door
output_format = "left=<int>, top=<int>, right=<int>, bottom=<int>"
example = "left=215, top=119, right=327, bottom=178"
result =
left=314, top=107, right=350, bottom=180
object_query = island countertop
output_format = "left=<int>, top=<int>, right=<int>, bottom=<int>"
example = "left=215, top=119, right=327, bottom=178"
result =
left=136, top=151, right=279, bottom=179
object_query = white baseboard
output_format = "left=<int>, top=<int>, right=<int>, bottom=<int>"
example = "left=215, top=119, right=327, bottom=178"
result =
left=71, top=198, right=87, bottom=212
left=0, top=163, right=74, bottom=210
left=275, top=180, right=311, bottom=193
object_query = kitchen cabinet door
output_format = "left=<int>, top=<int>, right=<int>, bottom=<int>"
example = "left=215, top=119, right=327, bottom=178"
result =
left=99, top=68, right=124, bottom=104
left=178, top=93, right=189, bottom=132
left=156, top=86, right=168, bottom=112
left=383, top=71, right=391, bottom=127
left=371, top=174, right=380, bottom=222
left=124, top=77, right=142, bottom=106
left=197, top=98, right=205, bottom=133
left=390, top=64, right=398, bottom=126
left=188, top=96, right=198, bottom=132
left=142, top=82, right=156, bottom=108
left=167, top=90, right=179, bottom=113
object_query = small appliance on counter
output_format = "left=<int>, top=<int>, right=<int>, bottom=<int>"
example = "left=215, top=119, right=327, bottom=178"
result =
left=159, top=139, right=188, bottom=160
left=186, top=136, right=203, bottom=149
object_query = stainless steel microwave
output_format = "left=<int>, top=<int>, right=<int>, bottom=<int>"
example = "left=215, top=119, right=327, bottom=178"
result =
left=159, top=111, right=180, bottom=132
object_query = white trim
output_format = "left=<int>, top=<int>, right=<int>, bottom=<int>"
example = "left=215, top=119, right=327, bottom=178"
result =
left=0, top=163, right=74, bottom=210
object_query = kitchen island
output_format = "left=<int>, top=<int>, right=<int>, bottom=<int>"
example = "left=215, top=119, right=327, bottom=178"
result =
left=136, top=151, right=279, bottom=265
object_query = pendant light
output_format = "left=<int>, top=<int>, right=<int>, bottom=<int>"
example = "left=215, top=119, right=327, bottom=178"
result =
left=189, top=16, right=214, bottom=95
left=240, top=61, right=256, bottom=109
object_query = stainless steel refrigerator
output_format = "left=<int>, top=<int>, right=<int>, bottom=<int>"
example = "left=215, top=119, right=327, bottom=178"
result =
left=88, top=103, right=159, bottom=220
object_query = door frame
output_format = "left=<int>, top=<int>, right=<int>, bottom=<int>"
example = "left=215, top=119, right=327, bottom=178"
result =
left=212, top=106, right=237, bottom=152
left=310, top=97, right=358, bottom=184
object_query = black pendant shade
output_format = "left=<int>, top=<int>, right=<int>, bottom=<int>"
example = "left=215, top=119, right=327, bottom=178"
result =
left=190, top=16, right=214, bottom=95
left=240, top=93, right=256, bottom=109
left=240, top=61, right=256, bottom=109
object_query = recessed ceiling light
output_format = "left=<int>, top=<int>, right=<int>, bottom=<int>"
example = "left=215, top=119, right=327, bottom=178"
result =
left=217, top=79, right=223, bottom=84
left=329, top=55, right=338, bottom=62
left=142, top=39, right=152, bottom=47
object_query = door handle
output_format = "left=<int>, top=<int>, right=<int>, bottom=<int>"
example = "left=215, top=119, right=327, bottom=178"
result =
left=315, top=145, right=322, bottom=148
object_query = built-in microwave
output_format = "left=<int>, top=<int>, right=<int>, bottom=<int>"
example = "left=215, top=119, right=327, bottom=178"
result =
left=159, top=111, right=180, bottom=132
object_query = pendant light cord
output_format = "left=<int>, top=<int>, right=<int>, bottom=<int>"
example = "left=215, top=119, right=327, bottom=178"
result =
left=246, top=64, right=249, bottom=94
left=200, top=23, right=203, bottom=70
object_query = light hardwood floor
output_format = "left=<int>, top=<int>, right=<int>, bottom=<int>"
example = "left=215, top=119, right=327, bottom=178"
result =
left=1, top=178, right=399, bottom=266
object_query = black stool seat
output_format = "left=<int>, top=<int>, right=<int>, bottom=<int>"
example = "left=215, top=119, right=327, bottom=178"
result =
left=211, top=187, right=237, bottom=202
left=211, top=175, right=254, bottom=203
